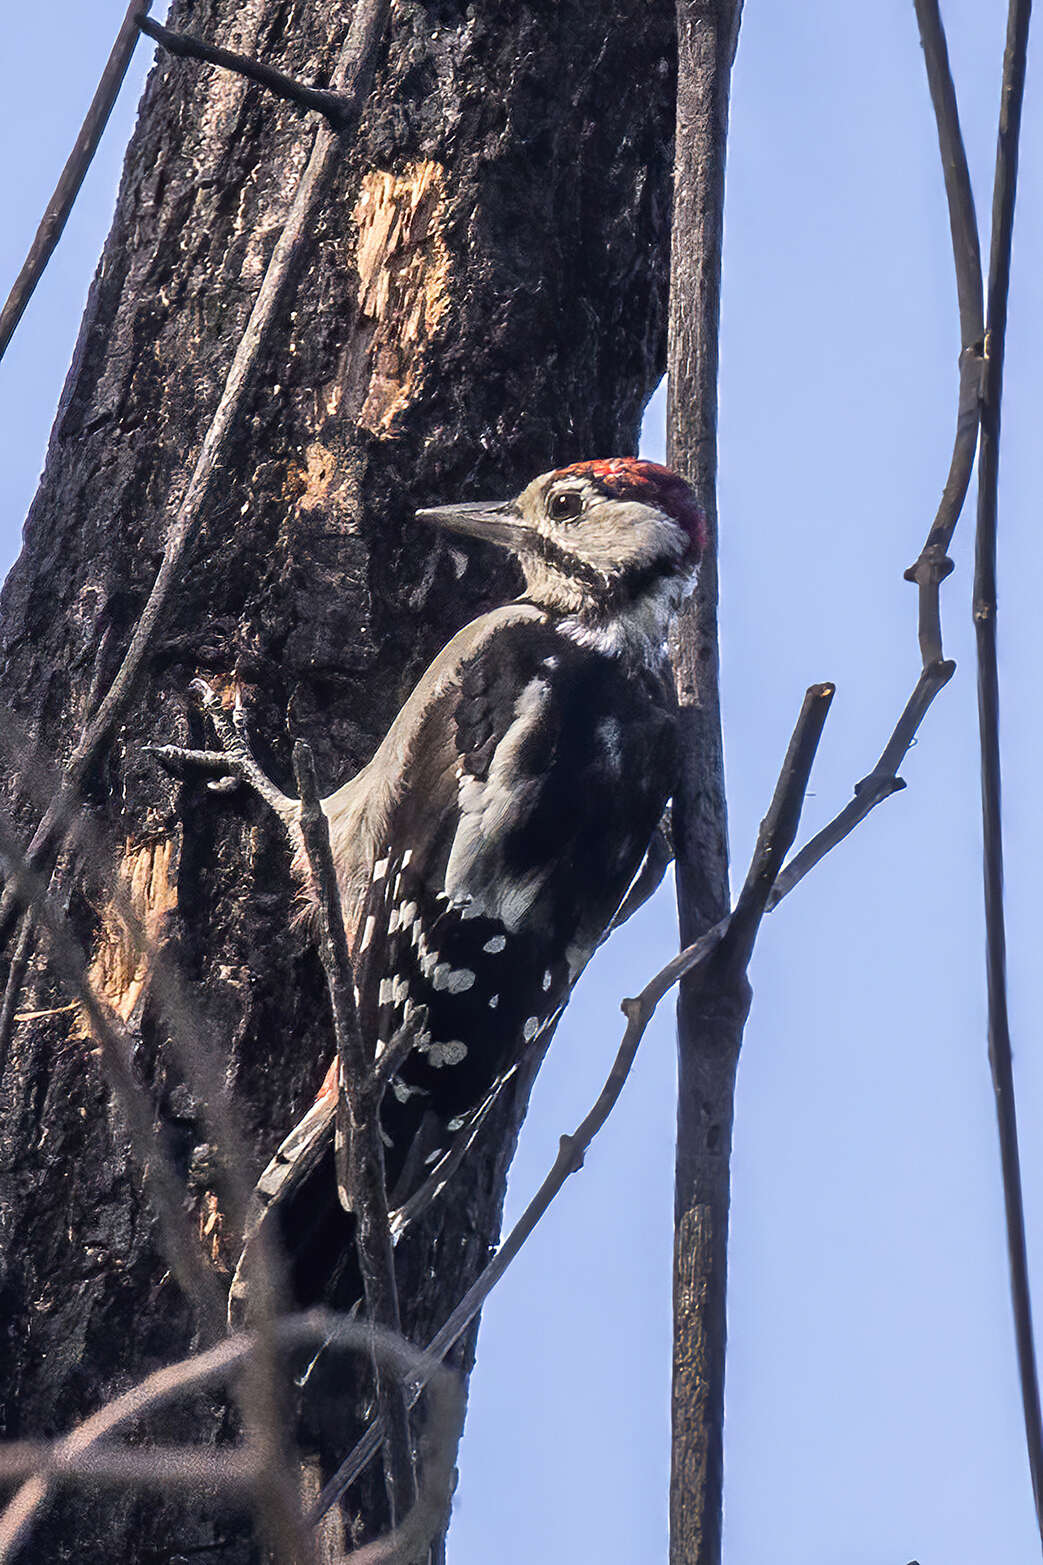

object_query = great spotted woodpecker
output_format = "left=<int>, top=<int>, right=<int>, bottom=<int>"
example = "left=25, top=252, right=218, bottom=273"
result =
left=228, top=458, right=704, bottom=1313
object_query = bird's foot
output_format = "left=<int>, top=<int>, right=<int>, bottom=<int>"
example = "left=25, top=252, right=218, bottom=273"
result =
left=147, top=679, right=294, bottom=819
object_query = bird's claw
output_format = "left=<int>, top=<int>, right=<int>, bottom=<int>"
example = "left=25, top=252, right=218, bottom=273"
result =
left=148, top=680, right=295, bottom=822
left=144, top=742, right=237, bottom=783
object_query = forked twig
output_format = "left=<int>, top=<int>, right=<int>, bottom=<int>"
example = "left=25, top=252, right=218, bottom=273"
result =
left=0, top=1, right=153, bottom=365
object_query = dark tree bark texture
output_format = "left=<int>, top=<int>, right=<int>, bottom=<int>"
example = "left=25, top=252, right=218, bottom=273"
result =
left=0, top=1, right=677, bottom=1558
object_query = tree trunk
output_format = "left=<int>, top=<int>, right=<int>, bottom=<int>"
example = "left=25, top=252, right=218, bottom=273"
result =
left=0, top=0, right=677, bottom=1558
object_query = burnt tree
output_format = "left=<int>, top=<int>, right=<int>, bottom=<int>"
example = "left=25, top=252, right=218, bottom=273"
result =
left=0, top=0, right=679, bottom=1558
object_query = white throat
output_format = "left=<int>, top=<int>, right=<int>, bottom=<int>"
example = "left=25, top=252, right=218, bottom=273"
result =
left=556, top=570, right=690, bottom=663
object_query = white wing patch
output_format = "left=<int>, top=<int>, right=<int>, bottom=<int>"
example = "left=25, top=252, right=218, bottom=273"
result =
left=443, top=677, right=553, bottom=929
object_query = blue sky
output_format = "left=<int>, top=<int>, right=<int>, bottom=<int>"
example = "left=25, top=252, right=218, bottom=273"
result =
left=2, top=4, right=1042, bottom=1562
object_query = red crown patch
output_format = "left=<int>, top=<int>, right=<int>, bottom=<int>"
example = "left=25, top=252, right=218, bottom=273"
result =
left=555, top=458, right=706, bottom=559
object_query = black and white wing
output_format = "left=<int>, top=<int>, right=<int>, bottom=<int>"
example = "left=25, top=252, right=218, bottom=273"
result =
left=356, top=616, right=677, bottom=1212
left=231, top=615, right=676, bottom=1316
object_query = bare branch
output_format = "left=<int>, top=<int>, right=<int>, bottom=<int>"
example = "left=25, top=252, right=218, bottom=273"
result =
left=138, top=17, right=356, bottom=130
left=972, top=0, right=1043, bottom=1541
left=0, top=1, right=153, bottom=366
left=0, top=0, right=392, bottom=950
left=766, top=660, right=953, bottom=910
left=311, top=682, right=833, bottom=1523
left=666, top=4, right=742, bottom=1559
left=768, top=0, right=985, bottom=910
left=293, top=743, right=417, bottom=1524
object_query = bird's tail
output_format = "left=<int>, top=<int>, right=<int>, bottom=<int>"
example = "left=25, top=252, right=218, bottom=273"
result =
left=228, top=1066, right=354, bottom=1327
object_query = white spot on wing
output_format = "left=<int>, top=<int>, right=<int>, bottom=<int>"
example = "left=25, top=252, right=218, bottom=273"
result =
left=446, top=968, right=475, bottom=994
left=483, top=935, right=506, bottom=954
left=542, top=968, right=552, bottom=991
left=372, top=856, right=389, bottom=882
left=425, top=1039, right=468, bottom=1067
left=597, top=715, right=623, bottom=770
left=523, top=1016, right=540, bottom=1042
left=391, top=1078, right=426, bottom=1104
left=489, top=994, right=499, bottom=1009
left=360, top=914, right=376, bottom=953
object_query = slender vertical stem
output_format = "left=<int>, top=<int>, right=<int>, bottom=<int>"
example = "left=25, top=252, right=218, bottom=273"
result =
left=667, top=4, right=742, bottom=1562
left=0, top=0, right=153, bottom=365
left=972, top=0, right=1043, bottom=1545
left=292, top=745, right=416, bottom=1526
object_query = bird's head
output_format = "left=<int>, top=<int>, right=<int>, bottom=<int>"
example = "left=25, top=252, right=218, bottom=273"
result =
left=417, top=459, right=705, bottom=623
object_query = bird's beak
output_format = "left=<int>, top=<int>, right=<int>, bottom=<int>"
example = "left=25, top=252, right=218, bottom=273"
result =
left=415, top=500, right=537, bottom=555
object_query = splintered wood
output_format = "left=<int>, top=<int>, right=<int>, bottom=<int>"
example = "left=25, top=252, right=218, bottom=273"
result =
left=84, top=837, right=177, bottom=1026
left=352, top=160, right=449, bottom=434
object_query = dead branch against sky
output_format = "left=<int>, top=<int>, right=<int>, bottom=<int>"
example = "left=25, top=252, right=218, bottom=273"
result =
left=971, top=0, right=1041, bottom=1542
left=0, top=1, right=153, bottom=366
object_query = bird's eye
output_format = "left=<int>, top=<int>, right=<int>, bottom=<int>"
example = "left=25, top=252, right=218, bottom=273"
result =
left=549, top=489, right=583, bottom=522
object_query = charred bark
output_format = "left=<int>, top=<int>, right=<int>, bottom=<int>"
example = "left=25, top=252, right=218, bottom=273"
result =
left=0, top=0, right=676, bottom=1558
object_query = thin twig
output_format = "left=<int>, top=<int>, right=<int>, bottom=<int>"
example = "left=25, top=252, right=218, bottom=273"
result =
left=311, top=682, right=834, bottom=1522
left=0, top=1312, right=462, bottom=1565
left=138, top=17, right=356, bottom=130
left=0, top=718, right=308, bottom=1564
left=293, top=743, right=417, bottom=1525
left=0, top=0, right=392, bottom=951
left=768, top=0, right=985, bottom=912
left=0, top=1442, right=259, bottom=1492
left=766, top=663, right=951, bottom=909
left=0, top=0, right=152, bottom=365
left=973, top=0, right=1043, bottom=1543
left=150, top=696, right=416, bottom=1516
